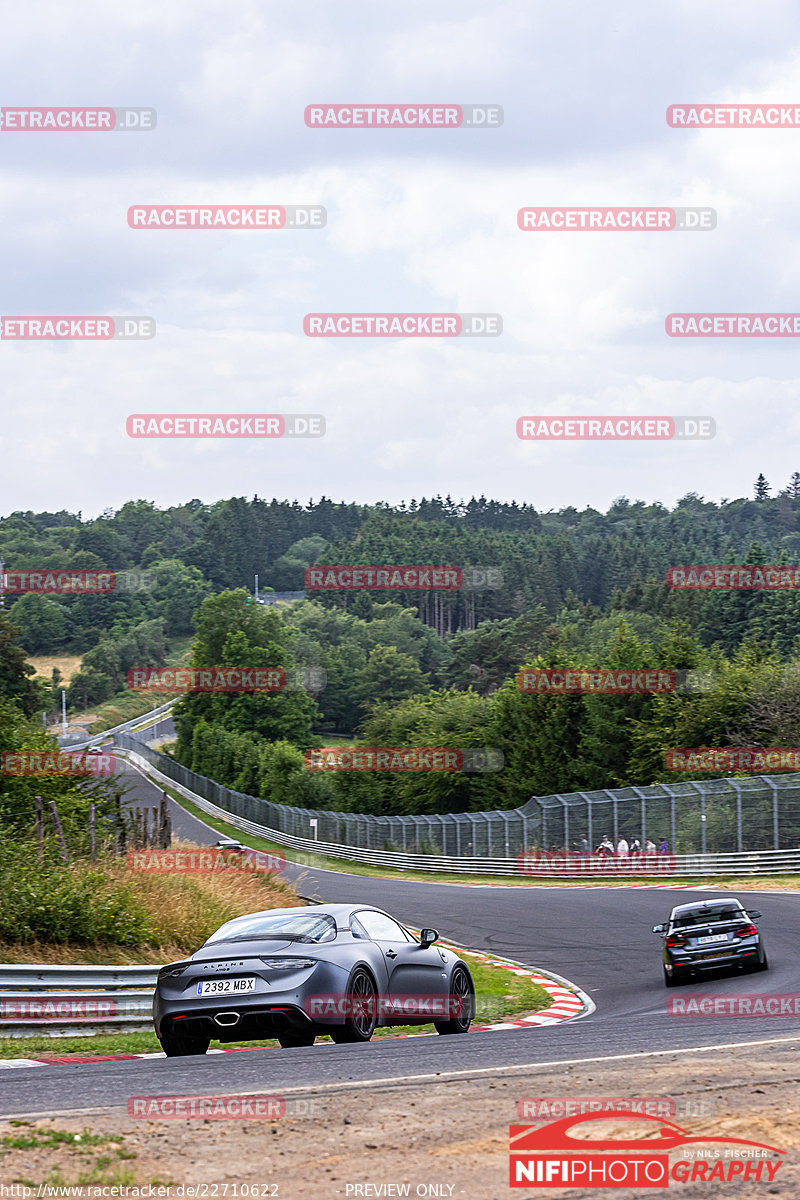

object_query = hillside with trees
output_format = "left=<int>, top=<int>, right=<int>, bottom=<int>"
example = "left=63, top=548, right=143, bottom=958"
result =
left=5, top=478, right=800, bottom=818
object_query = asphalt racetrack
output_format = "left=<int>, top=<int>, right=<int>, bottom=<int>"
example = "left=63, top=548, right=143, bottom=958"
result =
left=2, top=755, right=799, bottom=1118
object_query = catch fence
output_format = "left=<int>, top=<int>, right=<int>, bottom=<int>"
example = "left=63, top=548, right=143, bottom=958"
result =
left=115, top=735, right=800, bottom=862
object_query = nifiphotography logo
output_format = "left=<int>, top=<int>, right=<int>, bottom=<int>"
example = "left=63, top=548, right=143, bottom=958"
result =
left=509, top=1111, right=784, bottom=1188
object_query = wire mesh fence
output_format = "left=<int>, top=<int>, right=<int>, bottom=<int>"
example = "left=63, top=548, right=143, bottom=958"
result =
left=115, top=734, right=800, bottom=858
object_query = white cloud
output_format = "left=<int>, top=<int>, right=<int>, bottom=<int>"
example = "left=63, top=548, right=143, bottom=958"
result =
left=1, top=0, right=799, bottom=516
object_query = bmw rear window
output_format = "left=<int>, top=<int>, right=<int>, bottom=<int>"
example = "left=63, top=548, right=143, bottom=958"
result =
left=673, top=906, right=743, bottom=927
left=204, top=912, right=337, bottom=944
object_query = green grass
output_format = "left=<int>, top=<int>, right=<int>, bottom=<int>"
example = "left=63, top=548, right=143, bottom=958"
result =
left=0, top=949, right=553, bottom=1059
left=0, top=1123, right=138, bottom=1191
left=1, top=1127, right=117, bottom=1151
left=0, top=1031, right=164, bottom=1059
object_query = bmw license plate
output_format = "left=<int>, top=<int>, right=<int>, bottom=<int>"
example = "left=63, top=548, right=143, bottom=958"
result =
left=197, top=977, right=256, bottom=996
left=696, top=933, right=728, bottom=945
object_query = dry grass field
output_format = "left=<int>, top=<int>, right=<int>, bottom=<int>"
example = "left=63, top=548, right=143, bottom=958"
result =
left=26, top=654, right=83, bottom=683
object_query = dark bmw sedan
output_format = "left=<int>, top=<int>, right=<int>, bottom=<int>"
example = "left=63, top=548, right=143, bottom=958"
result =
left=154, top=903, right=475, bottom=1056
left=653, top=898, right=768, bottom=987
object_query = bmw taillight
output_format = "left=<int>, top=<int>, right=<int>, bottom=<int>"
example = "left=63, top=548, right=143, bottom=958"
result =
left=735, top=924, right=758, bottom=938
left=666, top=934, right=686, bottom=948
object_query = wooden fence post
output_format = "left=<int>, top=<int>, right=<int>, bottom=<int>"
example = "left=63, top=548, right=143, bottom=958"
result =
left=34, top=795, right=44, bottom=862
left=47, top=799, right=70, bottom=864
left=160, top=790, right=172, bottom=848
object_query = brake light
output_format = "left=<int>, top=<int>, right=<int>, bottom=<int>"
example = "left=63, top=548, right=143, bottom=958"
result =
left=735, top=924, right=758, bottom=938
left=666, top=934, right=686, bottom=948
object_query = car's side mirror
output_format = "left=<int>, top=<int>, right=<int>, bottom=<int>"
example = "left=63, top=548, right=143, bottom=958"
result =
left=652, top=923, right=667, bottom=933
left=419, top=928, right=439, bottom=948
left=747, top=910, right=761, bottom=919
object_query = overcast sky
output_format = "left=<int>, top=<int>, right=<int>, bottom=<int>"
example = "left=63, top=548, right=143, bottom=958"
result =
left=1, top=0, right=799, bottom=519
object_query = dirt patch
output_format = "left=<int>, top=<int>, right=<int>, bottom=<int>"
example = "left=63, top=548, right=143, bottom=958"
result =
left=26, top=656, right=83, bottom=684
left=2, top=1040, right=798, bottom=1197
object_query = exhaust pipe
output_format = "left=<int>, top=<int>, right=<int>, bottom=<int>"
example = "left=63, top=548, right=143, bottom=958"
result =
left=214, top=1011, right=241, bottom=1027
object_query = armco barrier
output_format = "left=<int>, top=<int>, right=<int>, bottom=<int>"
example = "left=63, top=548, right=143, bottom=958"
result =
left=59, top=700, right=175, bottom=752
left=116, top=743, right=800, bottom=876
left=0, top=964, right=158, bottom=1038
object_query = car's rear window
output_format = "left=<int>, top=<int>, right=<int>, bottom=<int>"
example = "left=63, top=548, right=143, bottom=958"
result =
left=204, top=912, right=337, bottom=945
left=673, top=907, right=743, bottom=927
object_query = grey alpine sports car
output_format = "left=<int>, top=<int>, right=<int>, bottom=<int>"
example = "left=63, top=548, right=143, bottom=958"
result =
left=153, top=903, right=476, bottom=1056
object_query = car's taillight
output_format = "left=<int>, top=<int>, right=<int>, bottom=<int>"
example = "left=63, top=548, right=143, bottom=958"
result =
left=158, top=965, right=188, bottom=980
left=259, top=957, right=316, bottom=969
left=666, top=934, right=686, bottom=948
left=735, top=924, right=758, bottom=938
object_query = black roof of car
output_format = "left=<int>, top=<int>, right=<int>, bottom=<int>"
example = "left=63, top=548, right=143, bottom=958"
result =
left=669, top=898, right=746, bottom=919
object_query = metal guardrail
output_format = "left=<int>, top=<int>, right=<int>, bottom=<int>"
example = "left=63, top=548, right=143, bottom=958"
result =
left=58, top=700, right=175, bottom=752
left=255, top=591, right=306, bottom=606
left=118, top=747, right=800, bottom=877
left=0, top=965, right=159, bottom=989
left=0, top=964, right=160, bottom=1038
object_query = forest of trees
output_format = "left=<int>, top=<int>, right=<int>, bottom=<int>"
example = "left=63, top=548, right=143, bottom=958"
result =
left=6, top=481, right=800, bottom=648
left=5, top=480, right=800, bottom=826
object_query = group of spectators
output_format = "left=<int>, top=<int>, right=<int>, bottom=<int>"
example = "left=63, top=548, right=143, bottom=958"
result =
left=556, top=836, right=671, bottom=856
left=543, top=836, right=672, bottom=857
left=592, top=835, right=670, bottom=856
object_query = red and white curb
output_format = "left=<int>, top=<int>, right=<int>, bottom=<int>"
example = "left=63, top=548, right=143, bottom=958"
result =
left=0, top=949, right=589, bottom=1068
left=438, top=942, right=588, bottom=1030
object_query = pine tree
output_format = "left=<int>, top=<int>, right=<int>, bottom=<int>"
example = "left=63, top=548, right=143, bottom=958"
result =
left=754, top=474, right=770, bottom=501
